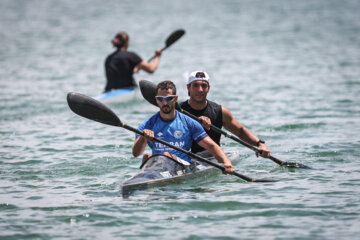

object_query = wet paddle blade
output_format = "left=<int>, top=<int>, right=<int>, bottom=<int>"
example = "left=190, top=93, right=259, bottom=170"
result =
left=268, top=156, right=311, bottom=169
left=67, top=92, right=122, bottom=127
left=282, top=161, right=312, bottom=169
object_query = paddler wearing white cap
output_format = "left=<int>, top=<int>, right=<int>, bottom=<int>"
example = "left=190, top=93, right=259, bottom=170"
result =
left=180, top=71, right=272, bottom=158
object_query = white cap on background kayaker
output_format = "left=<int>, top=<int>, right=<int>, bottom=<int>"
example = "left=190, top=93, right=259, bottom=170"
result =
left=187, top=71, right=210, bottom=84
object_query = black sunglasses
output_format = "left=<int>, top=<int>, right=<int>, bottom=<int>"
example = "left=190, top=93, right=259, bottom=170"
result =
left=155, top=95, right=177, bottom=102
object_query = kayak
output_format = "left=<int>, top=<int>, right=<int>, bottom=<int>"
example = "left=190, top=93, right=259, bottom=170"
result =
left=94, top=88, right=138, bottom=104
left=122, top=151, right=240, bottom=197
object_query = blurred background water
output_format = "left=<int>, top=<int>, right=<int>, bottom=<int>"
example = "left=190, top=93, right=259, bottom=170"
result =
left=1, top=0, right=359, bottom=239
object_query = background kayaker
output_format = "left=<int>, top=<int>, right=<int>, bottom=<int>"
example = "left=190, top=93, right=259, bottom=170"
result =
left=132, top=80, right=235, bottom=174
left=104, top=31, right=162, bottom=92
left=180, top=71, right=272, bottom=158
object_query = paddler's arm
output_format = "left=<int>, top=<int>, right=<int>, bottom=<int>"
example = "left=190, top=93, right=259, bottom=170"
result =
left=132, top=129, right=154, bottom=157
left=222, top=106, right=271, bottom=158
left=198, top=136, right=235, bottom=174
left=134, top=49, right=162, bottom=73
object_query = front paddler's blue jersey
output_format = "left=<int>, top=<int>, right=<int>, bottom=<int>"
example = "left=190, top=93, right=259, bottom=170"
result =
left=136, top=111, right=208, bottom=162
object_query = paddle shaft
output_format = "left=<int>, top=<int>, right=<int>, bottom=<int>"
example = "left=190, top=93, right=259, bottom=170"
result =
left=147, top=45, right=170, bottom=62
left=122, top=123, right=273, bottom=182
left=147, top=29, right=185, bottom=62
left=178, top=107, right=301, bottom=168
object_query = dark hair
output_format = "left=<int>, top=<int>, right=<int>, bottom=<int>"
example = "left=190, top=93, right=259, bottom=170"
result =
left=111, top=32, right=129, bottom=48
left=156, top=80, right=177, bottom=95
left=195, top=72, right=206, bottom=78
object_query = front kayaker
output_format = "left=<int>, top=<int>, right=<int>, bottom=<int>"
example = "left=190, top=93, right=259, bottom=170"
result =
left=104, top=31, right=162, bottom=92
left=180, top=71, right=272, bottom=158
left=132, top=80, right=235, bottom=175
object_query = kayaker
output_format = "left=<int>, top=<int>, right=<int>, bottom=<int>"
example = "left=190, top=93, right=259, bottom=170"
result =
left=132, top=80, right=235, bottom=174
left=180, top=71, right=272, bottom=158
left=104, top=31, right=162, bottom=92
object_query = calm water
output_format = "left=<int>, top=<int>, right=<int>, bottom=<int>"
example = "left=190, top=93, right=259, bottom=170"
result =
left=1, top=0, right=360, bottom=239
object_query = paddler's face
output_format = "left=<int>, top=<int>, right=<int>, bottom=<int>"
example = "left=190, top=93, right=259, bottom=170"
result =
left=187, top=80, right=210, bottom=102
left=155, top=88, right=178, bottom=114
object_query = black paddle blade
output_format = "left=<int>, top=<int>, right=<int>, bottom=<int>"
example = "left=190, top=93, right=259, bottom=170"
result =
left=165, top=29, right=185, bottom=47
left=269, top=156, right=311, bottom=169
left=139, top=80, right=158, bottom=107
left=67, top=92, right=122, bottom=127
left=282, top=161, right=312, bottom=169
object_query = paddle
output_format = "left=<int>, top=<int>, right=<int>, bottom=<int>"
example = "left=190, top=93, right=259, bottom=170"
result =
left=139, top=79, right=311, bottom=169
left=67, top=92, right=277, bottom=183
left=147, top=29, right=185, bottom=62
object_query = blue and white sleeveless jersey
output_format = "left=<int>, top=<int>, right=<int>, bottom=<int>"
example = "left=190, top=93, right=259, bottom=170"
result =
left=136, top=111, right=208, bottom=162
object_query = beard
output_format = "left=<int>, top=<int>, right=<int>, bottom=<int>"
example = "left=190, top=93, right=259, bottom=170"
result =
left=161, top=103, right=174, bottom=114
left=191, top=93, right=207, bottom=103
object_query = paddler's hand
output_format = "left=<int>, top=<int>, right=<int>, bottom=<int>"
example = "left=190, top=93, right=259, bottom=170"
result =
left=142, top=153, right=152, bottom=163
left=155, top=49, right=162, bottom=57
left=256, top=143, right=271, bottom=158
left=222, top=161, right=235, bottom=175
left=199, top=116, right=211, bottom=130
left=162, top=151, right=177, bottom=160
left=142, top=129, right=154, bottom=143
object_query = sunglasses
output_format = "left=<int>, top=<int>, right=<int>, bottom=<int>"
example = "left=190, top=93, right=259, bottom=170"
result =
left=155, top=95, right=177, bottom=102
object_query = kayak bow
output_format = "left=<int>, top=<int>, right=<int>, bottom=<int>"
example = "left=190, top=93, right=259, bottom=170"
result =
left=122, top=151, right=240, bottom=197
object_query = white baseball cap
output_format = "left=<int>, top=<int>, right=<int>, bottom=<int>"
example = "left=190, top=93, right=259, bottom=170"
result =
left=187, top=71, right=210, bottom=84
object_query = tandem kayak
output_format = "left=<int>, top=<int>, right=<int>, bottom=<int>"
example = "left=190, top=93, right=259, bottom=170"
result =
left=122, top=151, right=240, bottom=197
left=94, top=88, right=138, bottom=104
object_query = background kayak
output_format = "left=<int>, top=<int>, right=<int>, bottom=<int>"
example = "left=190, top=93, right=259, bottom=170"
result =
left=94, top=88, right=139, bottom=104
